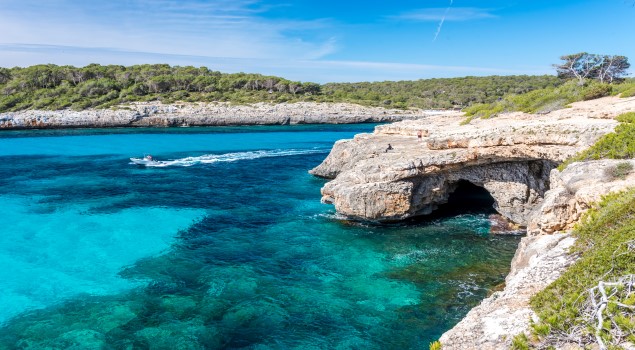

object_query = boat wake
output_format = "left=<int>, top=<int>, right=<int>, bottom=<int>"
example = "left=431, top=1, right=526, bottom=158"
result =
left=131, top=148, right=328, bottom=167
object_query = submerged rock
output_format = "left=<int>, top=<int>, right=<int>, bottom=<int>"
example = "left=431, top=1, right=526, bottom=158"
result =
left=488, top=214, right=524, bottom=235
left=439, top=233, right=577, bottom=349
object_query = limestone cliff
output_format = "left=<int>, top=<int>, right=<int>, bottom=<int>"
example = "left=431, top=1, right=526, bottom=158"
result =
left=439, top=159, right=635, bottom=349
left=310, top=97, right=635, bottom=225
left=310, top=96, right=635, bottom=349
left=0, top=102, right=447, bottom=129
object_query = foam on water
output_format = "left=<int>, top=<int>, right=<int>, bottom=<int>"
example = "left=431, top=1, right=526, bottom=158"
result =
left=0, top=125, right=521, bottom=348
left=133, top=148, right=327, bottom=167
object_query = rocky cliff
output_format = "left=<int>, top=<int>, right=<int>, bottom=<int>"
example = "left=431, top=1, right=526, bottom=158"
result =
left=0, top=102, right=447, bottom=129
left=310, top=96, right=635, bottom=349
left=310, top=97, right=635, bottom=225
left=439, top=158, right=635, bottom=349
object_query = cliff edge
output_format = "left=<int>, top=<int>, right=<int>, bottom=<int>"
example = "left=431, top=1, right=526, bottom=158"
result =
left=0, top=102, right=450, bottom=129
left=310, top=96, right=635, bottom=349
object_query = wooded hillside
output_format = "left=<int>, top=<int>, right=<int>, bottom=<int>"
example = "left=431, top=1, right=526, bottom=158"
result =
left=0, top=64, right=561, bottom=112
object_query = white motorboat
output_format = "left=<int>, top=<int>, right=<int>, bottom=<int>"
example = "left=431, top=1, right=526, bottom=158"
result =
left=129, top=155, right=168, bottom=167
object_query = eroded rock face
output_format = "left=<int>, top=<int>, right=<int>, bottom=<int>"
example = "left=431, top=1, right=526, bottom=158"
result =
left=528, top=159, right=635, bottom=235
left=318, top=160, right=555, bottom=224
left=439, top=233, right=577, bottom=349
left=0, top=102, right=450, bottom=129
left=439, top=160, right=635, bottom=349
left=310, top=97, right=631, bottom=224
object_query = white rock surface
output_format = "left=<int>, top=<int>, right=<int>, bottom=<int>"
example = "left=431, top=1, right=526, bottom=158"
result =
left=439, top=234, right=577, bottom=349
left=0, top=102, right=452, bottom=129
left=311, top=96, right=635, bottom=224
left=528, top=159, right=635, bottom=235
left=308, top=96, right=635, bottom=349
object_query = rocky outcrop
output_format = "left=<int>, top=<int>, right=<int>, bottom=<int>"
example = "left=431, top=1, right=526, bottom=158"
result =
left=0, top=102, right=449, bottom=129
left=439, top=159, right=635, bottom=349
left=439, top=233, right=577, bottom=349
left=310, top=97, right=635, bottom=224
left=528, top=159, right=635, bottom=235
left=309, top=96, right=635, bottom=349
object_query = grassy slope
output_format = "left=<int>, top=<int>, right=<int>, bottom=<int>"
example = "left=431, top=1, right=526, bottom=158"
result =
left=523, top=112, right=635, bottom=349
left=462, top=79, right=635, bottom=124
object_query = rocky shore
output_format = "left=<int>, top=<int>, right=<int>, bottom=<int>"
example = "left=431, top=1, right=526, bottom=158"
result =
left=0, top=102, right=449, bottom=129
left=310, top=96, right=635, bottom=348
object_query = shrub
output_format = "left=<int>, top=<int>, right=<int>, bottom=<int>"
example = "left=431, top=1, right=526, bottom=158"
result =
left=530, top=189, right=635, bottom=348
left=428, top=340, right=442, bottom=350
left=581, top=82, right=612, bottom=100
left=613, top=79, right=635, bottom=98
left=615, top=111, right=635, bottom=124
left=558, top=112, right=635, bottom=170
left=605, top=161, right=634, bottom=180
left=620, top=86, right=635, bottom=98
left=511, top=333, right=530, bottom=350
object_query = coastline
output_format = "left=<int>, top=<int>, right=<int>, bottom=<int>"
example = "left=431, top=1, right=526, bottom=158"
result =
left=309, top=96, right=635, bottom=348
left=5, top=97, right=635, bottom=347
left=0, top=101, right=452, bottom=130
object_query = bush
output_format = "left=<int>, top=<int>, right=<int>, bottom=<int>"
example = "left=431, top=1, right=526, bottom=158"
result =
left=530, top=189, right=635, bottom=348
left=511, top=333, right=530, bottom=350
left=558, top=112, right=635, bottom=170
left=581, top=82, right=612, bottom=101
left=620, top=86, right=635, bottom=98
left=428, top=340, right=442, bottom=350
left=613, top=79, right=635, bottom=98
left=605, top=161, right=634, bottom=180
left=616, top=111, right=635, bottom=124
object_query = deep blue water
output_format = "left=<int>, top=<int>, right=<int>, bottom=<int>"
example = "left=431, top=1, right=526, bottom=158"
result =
left=0, top=125, right=520, bottom=349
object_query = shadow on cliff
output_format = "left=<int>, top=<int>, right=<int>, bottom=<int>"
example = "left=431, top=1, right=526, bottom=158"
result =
left=411, top=180, right=497, bottom=224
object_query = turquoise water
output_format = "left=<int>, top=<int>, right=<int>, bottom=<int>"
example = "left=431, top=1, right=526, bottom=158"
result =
left=0, top=125, right=520, bottom=349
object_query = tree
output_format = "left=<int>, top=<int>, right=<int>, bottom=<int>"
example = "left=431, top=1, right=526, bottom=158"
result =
left=0, top=68, right=10, bottom=84
left=555, top=52, right=630, bottom=84
left=594, top=55, right=630, bottom=83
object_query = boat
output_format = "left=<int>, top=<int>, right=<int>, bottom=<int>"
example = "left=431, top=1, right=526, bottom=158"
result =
left=129, top=155, right=168, bottom=167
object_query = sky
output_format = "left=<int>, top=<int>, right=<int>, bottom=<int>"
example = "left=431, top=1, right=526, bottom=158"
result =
left=0, top=0, right=633, bottom=83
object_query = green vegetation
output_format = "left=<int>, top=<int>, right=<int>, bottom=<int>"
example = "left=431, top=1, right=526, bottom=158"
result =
left=510, top=333, right=530, bottom=350
left=463, top=79, right=635, bottom=123
left=428, top=340, right=442, bottom=350
left=320, top=75, right=560, bottom=109
left=558, top=112, right=635, bottom=170
left=525, top=112, right=635, bottom=349
left=555, top=52, right=630, bottom=84
left=0, top=64, right=561, bottom=112
left=530, top=189, right=635, bottom=349
left=606, top=162, right=634, bottom=180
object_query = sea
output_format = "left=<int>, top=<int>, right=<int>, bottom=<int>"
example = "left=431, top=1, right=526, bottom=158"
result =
left=0, top=124, right=520, bottom=349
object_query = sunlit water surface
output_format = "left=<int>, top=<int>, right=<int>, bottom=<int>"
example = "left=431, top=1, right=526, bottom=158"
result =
left=0, top=125, right=520, bottom=349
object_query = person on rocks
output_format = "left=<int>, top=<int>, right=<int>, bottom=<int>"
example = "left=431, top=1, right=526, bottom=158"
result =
left=385, top=144, right=393, bottom=152
left=417, top=130, right=422, bottom=142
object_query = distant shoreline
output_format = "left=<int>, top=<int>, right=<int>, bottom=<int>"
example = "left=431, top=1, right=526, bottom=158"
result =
left=0, top=101, right=457, bottom=130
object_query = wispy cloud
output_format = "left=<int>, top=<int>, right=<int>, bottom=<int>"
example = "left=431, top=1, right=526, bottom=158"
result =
left=0, top=0, right=337, bottom=61
left=394, top=7, right=498, bottom=22
left=433, top=0, right=453, bottom=42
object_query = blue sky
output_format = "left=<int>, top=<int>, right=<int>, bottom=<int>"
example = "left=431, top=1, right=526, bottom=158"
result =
left=0, top=0, right=632, bottom=82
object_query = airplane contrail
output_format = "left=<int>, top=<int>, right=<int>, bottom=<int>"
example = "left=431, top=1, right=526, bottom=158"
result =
left=433, top=0, right=453, bottom=42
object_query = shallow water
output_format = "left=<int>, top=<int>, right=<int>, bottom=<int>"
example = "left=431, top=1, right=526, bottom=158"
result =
left=0, top=125, right=520, bottom=349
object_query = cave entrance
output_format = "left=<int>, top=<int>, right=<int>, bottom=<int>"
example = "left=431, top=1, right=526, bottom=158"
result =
left=432, top=180, right=496, bottom=218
